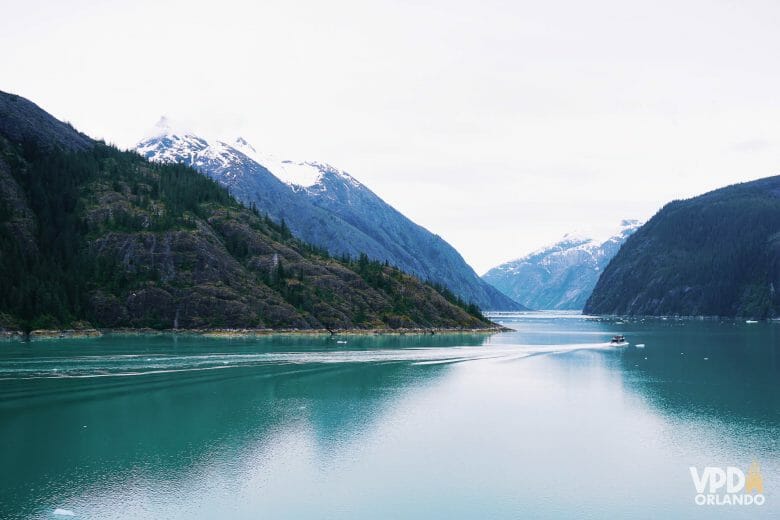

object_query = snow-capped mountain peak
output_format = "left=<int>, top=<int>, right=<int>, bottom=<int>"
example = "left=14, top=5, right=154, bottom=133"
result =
left=142, top=116, right=198, bottom=141
left=150, top=115, right=173, bottom=137
left=137, top=122, right=366, bottom=191
left=225, top=135, right=323, bottom=188
left=232, top=136, right=256, bottom=153
left=228, top=136, right=359, bottom=189
left=482, top=220, right=643, bottom=310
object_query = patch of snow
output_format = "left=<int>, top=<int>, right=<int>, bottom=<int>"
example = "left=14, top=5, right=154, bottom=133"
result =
left=508, top=219, right=642, bottom=265
left=136, top=123, right=366, bottom=191
left=231, top=137, right=345, bottom=188
left=269, top=160, right=324, bottom=188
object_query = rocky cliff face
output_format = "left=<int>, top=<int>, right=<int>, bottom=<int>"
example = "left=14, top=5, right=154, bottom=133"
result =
left=482, top=220, right=641, bottom=310
left=0, top=91, right=492, bottom=332
left=136, top=124, right=522, bottom=310
left=585, top=178, right=780, bottom=318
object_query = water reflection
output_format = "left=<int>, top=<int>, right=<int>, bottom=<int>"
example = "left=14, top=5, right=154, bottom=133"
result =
left=615, top=320, right=780, bottom=426
left=1, top=319, right=778, bottom=519
left=1, top=336, right=464, bottom=519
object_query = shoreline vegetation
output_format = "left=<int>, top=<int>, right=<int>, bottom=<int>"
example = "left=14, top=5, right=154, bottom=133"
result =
left=6, top=313, right=777, bottom=342
left=0, top=325, right=509, bottom=342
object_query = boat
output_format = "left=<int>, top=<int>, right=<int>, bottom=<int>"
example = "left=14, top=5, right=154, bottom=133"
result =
left=746, top=320, right=759, bottom=324
left=610, top=335, right=627, bottom=345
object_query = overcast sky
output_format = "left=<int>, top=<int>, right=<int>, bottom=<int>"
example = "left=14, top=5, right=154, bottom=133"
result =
left=3, top=0, right=780, bottom=273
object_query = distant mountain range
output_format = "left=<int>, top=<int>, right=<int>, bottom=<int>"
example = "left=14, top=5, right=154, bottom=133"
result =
left=0, top=91, right=492, bottom=332
left=585, top=178, right=780, bottom=318
left=136, top=119, right=522, bottom=310
left=482, top=220, right=641, bottom=310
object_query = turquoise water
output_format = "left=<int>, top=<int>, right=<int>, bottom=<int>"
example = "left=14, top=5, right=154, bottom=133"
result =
left=0, top=313, right=778, bottom=519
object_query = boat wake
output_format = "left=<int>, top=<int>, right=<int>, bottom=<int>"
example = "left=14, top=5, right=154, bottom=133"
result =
left=0, top=341, right=623, bottom=381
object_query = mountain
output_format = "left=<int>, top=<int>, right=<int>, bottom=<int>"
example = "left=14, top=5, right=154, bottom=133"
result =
left=0, top=92, right=92, bottom=152
left=584, top=177, right=780, bottom=318
left=482, top=220, right=641, bottom=310
left=136, top=121, right=523, bottom=311
left=0, top=90, right=492, bottom=332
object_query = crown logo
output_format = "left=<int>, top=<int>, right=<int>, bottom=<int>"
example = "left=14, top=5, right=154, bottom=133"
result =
left=745, top=461, right=763, bottom=494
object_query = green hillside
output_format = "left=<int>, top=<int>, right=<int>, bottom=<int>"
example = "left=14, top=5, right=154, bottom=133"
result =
left=584, top=176, right=780, bottom=318
left=0, top=92, right=489, bottom=333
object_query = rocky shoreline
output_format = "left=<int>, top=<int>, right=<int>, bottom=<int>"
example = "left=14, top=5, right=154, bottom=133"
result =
left=1, top=325, right=509, bottom=342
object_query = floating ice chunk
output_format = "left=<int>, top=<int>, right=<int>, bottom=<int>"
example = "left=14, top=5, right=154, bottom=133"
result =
left=53, top=509, right=75, bottom=516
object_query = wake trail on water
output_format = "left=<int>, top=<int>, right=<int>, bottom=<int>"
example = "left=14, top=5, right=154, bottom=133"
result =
left=0, top=342, right=619, bottom=381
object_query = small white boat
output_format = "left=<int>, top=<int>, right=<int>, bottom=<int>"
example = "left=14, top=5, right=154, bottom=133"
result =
left=745, top=320, right=758, bottom=324
left=336, top=340, right=347, bottom=344
left=635, top=343, right=646, bottom=348
left=610, top=335, right=628, bottom=346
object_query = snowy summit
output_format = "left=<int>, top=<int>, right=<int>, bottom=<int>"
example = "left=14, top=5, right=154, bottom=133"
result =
left=482, top=219, right=642, bottom=310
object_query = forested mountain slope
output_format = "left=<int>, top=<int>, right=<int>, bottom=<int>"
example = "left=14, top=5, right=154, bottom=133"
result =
left=137, top=123, right=522, bottom=310
left=0, top=91, right=491, bottom=332
left=585, top=177, right=780, bottom=318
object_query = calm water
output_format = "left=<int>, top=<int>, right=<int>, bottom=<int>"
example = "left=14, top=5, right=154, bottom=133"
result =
left=1, top=313, right=778, bottom=519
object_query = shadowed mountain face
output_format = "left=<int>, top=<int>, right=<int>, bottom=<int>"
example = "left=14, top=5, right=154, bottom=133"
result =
left=585, top=177, right=780, bottom=318
left=0, top=92, right=91, bottom=151
left=483, top=220, right=641, bottom=310
left=0, top=91, right=491, bottom=331
left=136, top=125, right=523, bottom=311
